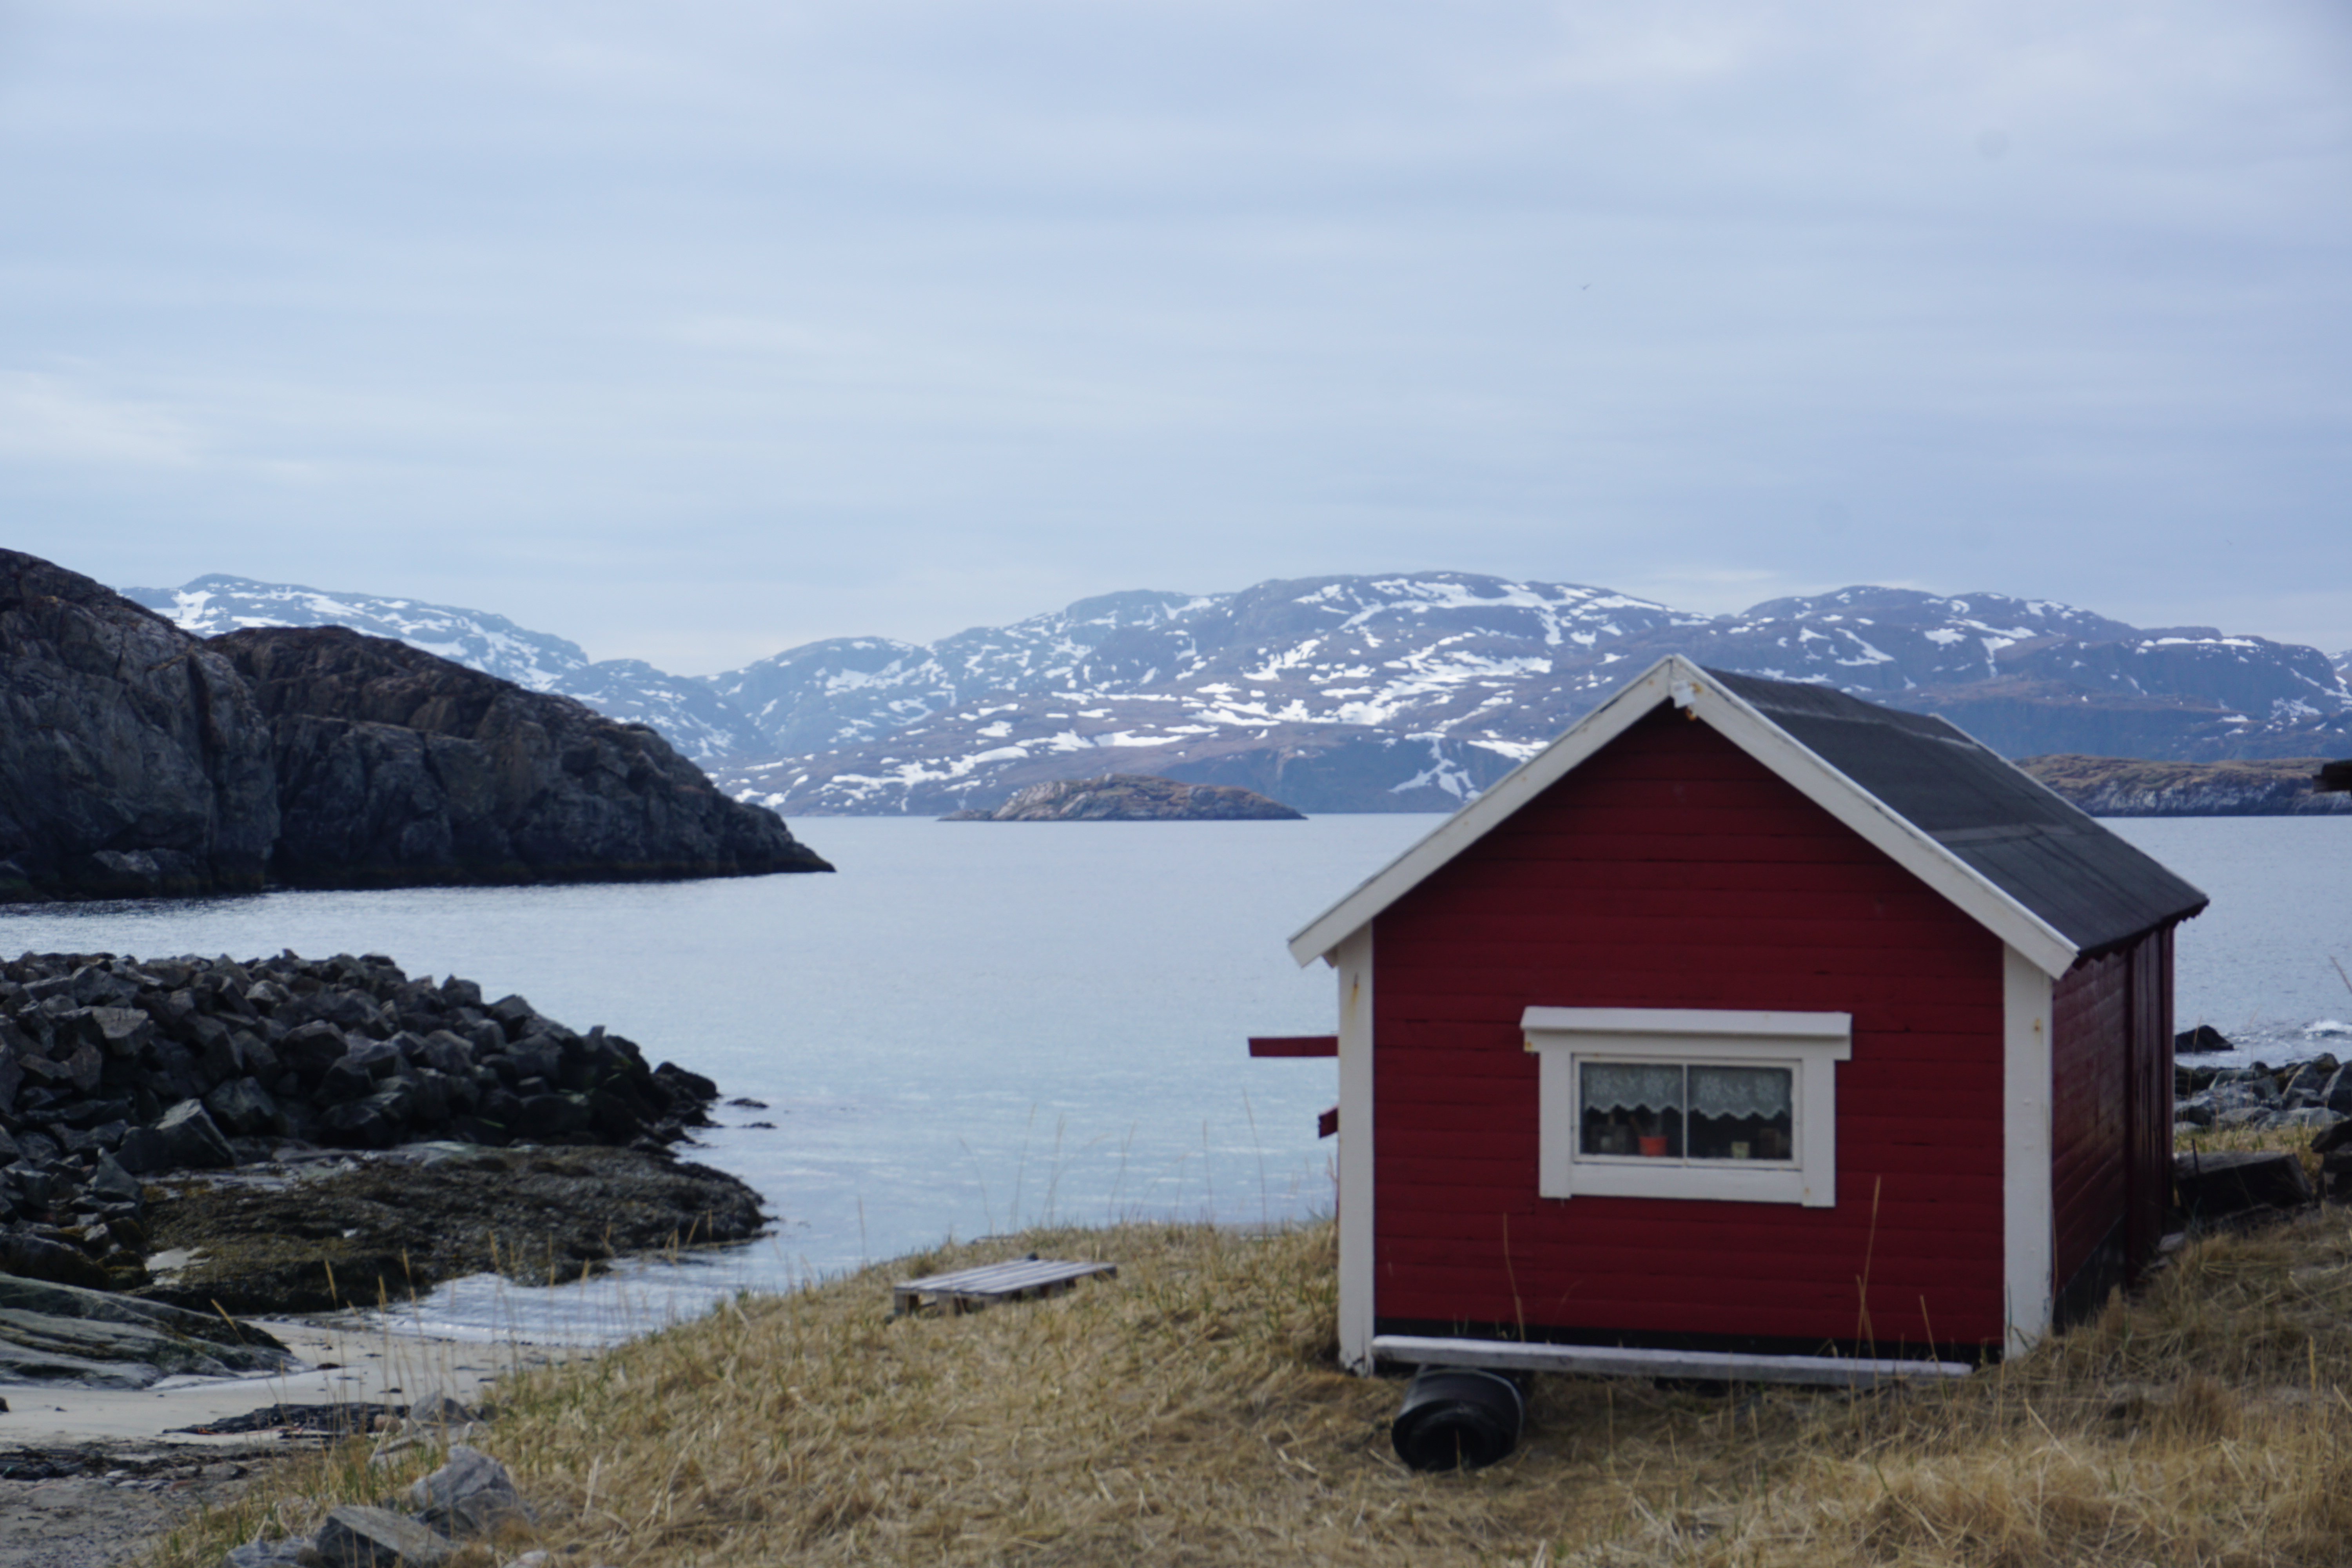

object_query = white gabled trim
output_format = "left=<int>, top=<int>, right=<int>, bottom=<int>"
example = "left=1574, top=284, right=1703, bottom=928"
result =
left=1288, top=657, right=1688, bottom=967
left=1371, top=1334, right=1974, bottom=1388
left=1334, top=925, right=1378, bottom=1375
left=2002, top=945, right=2055, bottom=1354
left=1287, top=655, right=2080, bottom=978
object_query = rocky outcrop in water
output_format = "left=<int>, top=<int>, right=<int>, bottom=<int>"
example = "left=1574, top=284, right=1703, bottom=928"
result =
left=0, top=551, right=279, bottom=900
left=2018, top=754, right=2352, bottom=816
left=136, top=1142, right=765, bottom=1315
left=0, top=549, right=827, bottom=899
left=211, top=624, right=829, bottom=886
left=940, top=773, right=1305, bottom=821
left=0, top=950, right=758, bottom=1325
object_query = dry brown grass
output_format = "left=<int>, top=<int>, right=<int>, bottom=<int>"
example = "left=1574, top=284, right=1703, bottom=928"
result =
left=149, top=1170, right=2352, bottom=1565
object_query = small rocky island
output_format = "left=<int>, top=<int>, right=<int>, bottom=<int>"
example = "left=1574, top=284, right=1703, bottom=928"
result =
left=2019, top=754, right=2352, bottom=815
left=0, top=949, right=763, bottom=1385
left=942, top=773, right=1304, bottom=822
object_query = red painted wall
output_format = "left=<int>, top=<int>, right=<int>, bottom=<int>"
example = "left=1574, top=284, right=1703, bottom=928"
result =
left=2127, top=928, right=2175, bottom=1271
left=2051, top=950, right=2129, bottom=1289
left=2050, top=927, right=2175, bottom=1311
left=1370, top=705, right=2009, bottom=1350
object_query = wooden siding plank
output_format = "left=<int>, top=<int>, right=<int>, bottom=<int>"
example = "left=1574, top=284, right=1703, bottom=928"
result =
left=1375, top=1251, right=1996, bottom=1303
left=1373, top=1209, right=2005, bottom=1249
left=1428, top=858, right=1940, bottom=898
left=1370, top=1183, right=2000, bottom=1227
left=1385, top=910, right=2000, bottom=955
left=1248, top=1035, right=1339, bottom=1058
left=1374, top=1274, right=2005, bottom=1343
left=1377, top=972, right=2004, bottom=1020
left=1383, top=935, right=1998, bottom=975
left=1407, top=881, right=1973, bottom=926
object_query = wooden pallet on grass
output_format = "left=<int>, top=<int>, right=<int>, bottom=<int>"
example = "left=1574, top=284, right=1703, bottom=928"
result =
left=890, top=1258, right=1118, bottom=1317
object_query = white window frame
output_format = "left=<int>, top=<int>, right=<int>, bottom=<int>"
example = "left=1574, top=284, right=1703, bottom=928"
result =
left=1523, top=1006, right=1851, bottom=1207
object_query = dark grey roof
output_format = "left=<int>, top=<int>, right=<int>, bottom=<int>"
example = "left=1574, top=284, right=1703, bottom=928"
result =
left=1709, top=668, right=2209, bottom=954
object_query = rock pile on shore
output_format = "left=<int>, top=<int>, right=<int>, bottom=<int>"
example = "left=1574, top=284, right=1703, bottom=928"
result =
left=0, top=949, right=759, bottom=1306
left=2174, top=1051, right=2349, bottom=1137
left=2172, top=1033, right=2352, bottom=1218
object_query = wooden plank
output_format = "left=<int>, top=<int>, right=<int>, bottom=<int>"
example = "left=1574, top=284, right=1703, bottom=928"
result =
left=1374, top=937, right=2007, bottom=988
left=1248, top=1034, right=1339, bottom=1058
left=1422, top=858, right=1934, bottom=900
left=1376, top=969, right=2005, bottom=1020
left=1374, top=1267, right=2005, bottom=1339
left=1440, top=832, right=1895, bottom=867
left=1834, top=1113, right=2005, bottom=1147
left=1373, top=1278, right=2004, bottom=1343
left=1385, top=935, right=1999, bottom=978
left=1374, top=1202, right=2005, bottom=1250
left=1405, top=880, right=1973, bottom=926
left=1376, top=1236, right=1998, bottom=1287
left=1482, top=801, right=1868, bottom=841
left=1368, top=1334, right=1975, bottom=1387
left=1388, top=907, right=1997, bottom=955
left=1370, top=1197, right=2007, bottom=1249
left=1374, top=1100, right=1544, bottom=1134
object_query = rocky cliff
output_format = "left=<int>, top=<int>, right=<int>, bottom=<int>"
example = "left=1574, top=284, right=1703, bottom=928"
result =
left=211, top=625, right=829, bottom=886
left=940, top=773, right=1305, bottom=821
left=0, top=551, right=827, bottom=898
left=0, top=551, right=279, bottom=899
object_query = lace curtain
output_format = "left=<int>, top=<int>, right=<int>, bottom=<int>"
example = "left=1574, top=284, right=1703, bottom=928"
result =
left=1581, top=1062, right=1791, bottom=1120
left=1580, top=1062, right=1682, bottom=1116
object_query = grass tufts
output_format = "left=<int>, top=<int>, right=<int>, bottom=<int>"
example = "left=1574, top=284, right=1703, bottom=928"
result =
left=143, top=1193, right=2352, bottom=1568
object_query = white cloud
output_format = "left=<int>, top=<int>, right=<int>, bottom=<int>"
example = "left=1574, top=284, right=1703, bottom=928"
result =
left=0, top=0, right=2342, bottom=664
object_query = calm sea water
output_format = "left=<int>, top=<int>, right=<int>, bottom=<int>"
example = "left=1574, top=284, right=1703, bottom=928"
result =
left=1, top=813, right=2339, bottom=1341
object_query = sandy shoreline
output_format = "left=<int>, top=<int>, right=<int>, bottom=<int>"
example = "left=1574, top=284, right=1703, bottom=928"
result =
left=0, top=1319, right=578, bottom=1568
left=2, top=1318, right=547, bottom=1447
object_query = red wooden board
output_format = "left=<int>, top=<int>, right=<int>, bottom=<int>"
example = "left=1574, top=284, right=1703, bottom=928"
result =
left=1248, top=1034, right=1339, bottom=1057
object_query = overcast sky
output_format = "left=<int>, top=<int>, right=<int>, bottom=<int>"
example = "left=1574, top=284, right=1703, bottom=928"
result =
left=3, top=1, right=2346, bottom=674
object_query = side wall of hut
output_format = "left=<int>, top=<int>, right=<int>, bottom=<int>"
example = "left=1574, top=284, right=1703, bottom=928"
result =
left=2048, top=926, right=2178, bottom=1328
left=2051, top=949, right=2131, bottom=1324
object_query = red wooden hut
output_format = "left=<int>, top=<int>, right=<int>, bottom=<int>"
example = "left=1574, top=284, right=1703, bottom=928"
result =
left=1283, top=655, right=2206, bottom=1382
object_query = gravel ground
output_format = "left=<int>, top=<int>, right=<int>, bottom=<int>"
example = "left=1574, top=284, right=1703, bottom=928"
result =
left=1, top=1437, right=292, bottom=1568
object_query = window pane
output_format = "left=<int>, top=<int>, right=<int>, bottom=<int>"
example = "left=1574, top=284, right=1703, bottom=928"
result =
left=1689, top=1066, right=1791, bottom=1120
left=1579, top=1062, right=1684, bottom=1157
left=1580, top=1062, right=1683, bottom=1114
left=1687, top=1065, right=1795, bottom=1162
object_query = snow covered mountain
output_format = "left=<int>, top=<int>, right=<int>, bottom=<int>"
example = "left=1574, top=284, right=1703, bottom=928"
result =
left=123, top=575, right=769, bottom=764
left=124, top=570, right=2351, bottom=815
left=124, top=575, right=594, bottom=690
left=712, top=576, right=2352, bottom=813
